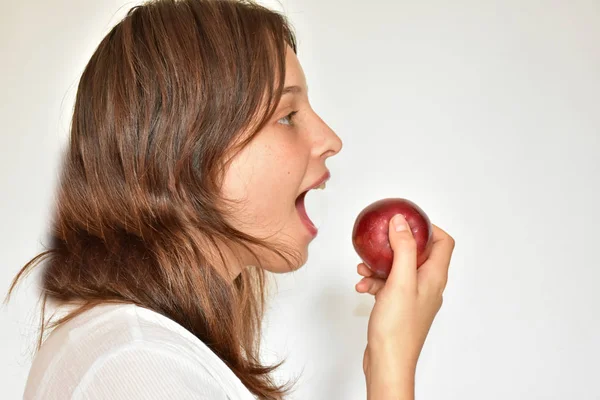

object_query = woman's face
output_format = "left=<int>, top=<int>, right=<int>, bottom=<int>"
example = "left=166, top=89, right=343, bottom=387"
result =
left=221, top=46, right=343, bottom=274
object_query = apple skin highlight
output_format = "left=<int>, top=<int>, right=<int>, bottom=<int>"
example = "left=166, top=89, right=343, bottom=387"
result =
left=352, top=198, right=433, bottom=279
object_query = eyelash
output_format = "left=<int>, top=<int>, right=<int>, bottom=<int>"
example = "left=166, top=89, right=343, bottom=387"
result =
left=278, top=111, right=298, bottom=127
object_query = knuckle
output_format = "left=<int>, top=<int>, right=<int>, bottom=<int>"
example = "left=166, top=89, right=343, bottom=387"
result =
left=368, top=281, right=382, bottom=295
left=446, top=235, right=456, bottom=249
left=439, top=276, right=449, bottom=292
left=423, top=275, right=447, bottom=297
left=423, top=286, right=443, bottom=306
left=437, top=272, right=449, bottom=289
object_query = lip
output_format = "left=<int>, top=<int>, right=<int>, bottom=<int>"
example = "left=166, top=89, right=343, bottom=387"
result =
left=301, top=170, right=331, bottom=194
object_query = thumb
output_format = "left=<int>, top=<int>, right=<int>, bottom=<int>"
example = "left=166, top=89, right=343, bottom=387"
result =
left=386, top=214, right=417, bottom=291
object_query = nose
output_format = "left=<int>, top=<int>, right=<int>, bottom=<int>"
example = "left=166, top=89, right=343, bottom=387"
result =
left=311, top=113, right=343, bottom=160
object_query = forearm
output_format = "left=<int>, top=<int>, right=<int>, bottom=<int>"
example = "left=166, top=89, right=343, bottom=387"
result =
left=366, top=351, right=416, bottom=400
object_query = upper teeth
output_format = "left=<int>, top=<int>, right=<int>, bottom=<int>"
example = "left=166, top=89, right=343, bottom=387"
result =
left=315, top=182, right=326, bottom=190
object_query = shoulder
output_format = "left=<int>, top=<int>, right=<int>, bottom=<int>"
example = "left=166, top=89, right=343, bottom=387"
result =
left=24, top=304, right=247, bottom=400
left=74, top=340, right=228, bottom=400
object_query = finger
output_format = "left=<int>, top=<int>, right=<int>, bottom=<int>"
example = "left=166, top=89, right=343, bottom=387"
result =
left=355, top=277, right=386, bottom=296
left=386, top=214, right=417, bottom=292
left=357, top=263, right=373, bottom=278
left=419, top=224, right=455, bottom=289
left=423, top=224, right=455, bottom=273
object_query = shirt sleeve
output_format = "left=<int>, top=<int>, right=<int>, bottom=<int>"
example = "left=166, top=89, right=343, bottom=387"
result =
left=73, top=343, right=230, bottom=400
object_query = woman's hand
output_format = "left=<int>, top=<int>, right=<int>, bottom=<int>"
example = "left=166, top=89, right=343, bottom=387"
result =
left=355, top=214, right=455, bottom=400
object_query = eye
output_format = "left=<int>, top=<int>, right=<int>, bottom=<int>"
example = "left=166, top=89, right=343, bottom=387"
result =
left=278, top=111, right=298, bottom=126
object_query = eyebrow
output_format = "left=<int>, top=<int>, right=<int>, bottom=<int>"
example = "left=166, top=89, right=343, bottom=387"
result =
left=282, top=85, right=307, bottom=95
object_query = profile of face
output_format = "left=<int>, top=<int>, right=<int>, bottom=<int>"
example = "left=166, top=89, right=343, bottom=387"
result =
left=221, top=46, right=343, bottom=274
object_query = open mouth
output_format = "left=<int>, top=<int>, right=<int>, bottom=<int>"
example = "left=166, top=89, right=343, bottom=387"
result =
left=295, top=190, right=318, bottom=236
left=295, top=180, right=327, bottom=237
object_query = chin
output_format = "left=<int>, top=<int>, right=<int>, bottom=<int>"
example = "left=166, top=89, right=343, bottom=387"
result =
left=257, top=245, right=308, bottom=274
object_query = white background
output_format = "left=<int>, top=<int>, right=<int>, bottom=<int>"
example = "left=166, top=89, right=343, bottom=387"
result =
left=2, top=0, right=599, bottom=399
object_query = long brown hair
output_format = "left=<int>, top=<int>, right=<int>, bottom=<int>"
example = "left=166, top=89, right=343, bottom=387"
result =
left=6, top=0, right=300, bottom=398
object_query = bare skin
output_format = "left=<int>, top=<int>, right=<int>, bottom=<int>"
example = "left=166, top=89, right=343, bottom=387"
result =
left=356, top=214, right=455, bottom=399
left=221, top=45, right=455, bottom=398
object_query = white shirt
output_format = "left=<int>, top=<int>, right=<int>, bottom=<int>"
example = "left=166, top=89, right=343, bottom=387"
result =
left=24, top=303, right=257, bottom=400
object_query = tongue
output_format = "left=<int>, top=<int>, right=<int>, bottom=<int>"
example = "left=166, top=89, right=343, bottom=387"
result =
left=295, top=191, right=317, bottom=231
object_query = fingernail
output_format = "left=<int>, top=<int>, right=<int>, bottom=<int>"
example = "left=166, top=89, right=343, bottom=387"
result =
left=393, top=214, right=407, bottom=232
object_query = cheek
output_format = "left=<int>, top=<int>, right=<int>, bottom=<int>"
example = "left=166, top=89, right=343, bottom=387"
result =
left=222, top=147, right=299, bottom=229
left=248, top=184, right=289, bottom=221
left=246, top=145, right=303, bottom=209
left=246, top=162, right=299, bottom=220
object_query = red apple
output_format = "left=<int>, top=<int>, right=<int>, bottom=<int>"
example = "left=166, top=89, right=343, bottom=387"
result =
left=352, top=198, right=433, bottom=279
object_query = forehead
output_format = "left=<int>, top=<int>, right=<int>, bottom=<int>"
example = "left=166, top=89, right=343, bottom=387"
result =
left=284, top=46, right=307, bottom=89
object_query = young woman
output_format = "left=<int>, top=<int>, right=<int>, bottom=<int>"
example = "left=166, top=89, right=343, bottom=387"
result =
left=9, top=1, right=455, bottom=399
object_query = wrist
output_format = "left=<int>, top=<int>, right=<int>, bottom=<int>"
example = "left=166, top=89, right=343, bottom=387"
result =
left=368, top=340, right=419, bottom=374
left=365, top=356, right=415, bottom=400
